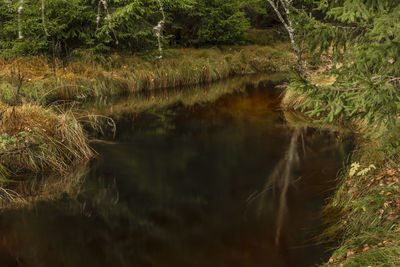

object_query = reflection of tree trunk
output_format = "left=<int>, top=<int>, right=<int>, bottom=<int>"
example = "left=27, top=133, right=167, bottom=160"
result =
left=274, top=128, right=300, bottom=244
left=249, top=127, right=302, bottom=245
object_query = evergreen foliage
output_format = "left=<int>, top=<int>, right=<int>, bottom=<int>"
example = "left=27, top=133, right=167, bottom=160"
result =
left=164, top=0, right=250, bottom=46
left=288, top=0, right=400, bottom=158
left=241, top=0, right=270, bottom=28
left=0, top=0, right=250, bottom=57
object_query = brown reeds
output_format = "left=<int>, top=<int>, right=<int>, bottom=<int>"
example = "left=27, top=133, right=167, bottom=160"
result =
left=280, top=87, right=308, bottom=110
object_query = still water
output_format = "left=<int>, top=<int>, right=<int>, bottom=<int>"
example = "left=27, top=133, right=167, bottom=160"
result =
left=0, top=76, right=351, bottom=267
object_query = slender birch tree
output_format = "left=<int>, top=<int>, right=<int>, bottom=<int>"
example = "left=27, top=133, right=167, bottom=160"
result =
left=41, top=0, right=49, bottom=36
left=154, top=0, right=165, bottom=59
left=17, top=0, right=23, bottom=39
left=266, top=0, right=303, bottom=73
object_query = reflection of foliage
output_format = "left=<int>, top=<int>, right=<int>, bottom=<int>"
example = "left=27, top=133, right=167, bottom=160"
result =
left=147, top=108, right=177, bottom=134
left=0, top=163, right=87, bottom=209
left=84, top=73, right=285, bottom=121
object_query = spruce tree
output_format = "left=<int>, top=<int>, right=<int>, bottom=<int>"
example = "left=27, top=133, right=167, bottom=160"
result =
left=0, top=0, right=250, bottom=57
left=288, top=0, right=400, bottom=158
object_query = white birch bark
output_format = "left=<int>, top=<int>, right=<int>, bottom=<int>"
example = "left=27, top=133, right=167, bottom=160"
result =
left=96, top=0, right=102, bottom=30
left=42, top=0, right=49, bottom=36
left=101, top=0, right=111, bottom=37
left=17, top=0, right=24, bottom=39
left=154, top=0, right=165, bottom=59
left=266, top=0, right=303, bottom=73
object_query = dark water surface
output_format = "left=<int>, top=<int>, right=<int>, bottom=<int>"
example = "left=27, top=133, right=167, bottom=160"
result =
left=0, top=76, right=351, bottom=267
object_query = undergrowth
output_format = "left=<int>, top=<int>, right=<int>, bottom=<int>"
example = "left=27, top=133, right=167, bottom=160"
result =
left=324, top=140, right=400, bottom=267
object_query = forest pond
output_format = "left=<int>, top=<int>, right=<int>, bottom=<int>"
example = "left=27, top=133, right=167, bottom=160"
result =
left=0, top=75, right=351, bottom=267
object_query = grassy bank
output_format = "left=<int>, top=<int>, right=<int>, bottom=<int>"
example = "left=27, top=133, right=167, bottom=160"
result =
left=281, top=87, right=400, bottom=266
left=324, top=143, right=400, bottom=266
left=0, top=45, right=294, bottom=105
left=0, top=103, right=92, bottom=181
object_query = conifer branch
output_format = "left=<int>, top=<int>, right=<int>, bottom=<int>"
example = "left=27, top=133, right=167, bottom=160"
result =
left=96, top=0, right=118, bottom=45
left=96, top=0, right=101, bottom=31
left=3, top=0, right=11, bottom=9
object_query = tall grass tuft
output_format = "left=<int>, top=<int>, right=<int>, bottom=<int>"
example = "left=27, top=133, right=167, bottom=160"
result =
left=0, top=102, right=93, bottom=178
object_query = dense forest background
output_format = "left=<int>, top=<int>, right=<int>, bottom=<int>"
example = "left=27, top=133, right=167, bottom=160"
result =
left=0, top=0, right=280, bottom=57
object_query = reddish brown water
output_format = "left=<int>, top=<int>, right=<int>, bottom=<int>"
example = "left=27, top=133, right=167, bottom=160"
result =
left=0, top=76, right=351, bottom=267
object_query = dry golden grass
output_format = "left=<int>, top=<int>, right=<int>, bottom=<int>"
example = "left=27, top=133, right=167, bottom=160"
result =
left=0, top=56, right=53, bottom=82
left=0, top=103, right=93, bottom=178
left=0, top=103, right=59, bottom=135
left=280, top=87, right=309, bottom=110
left=0, top=45, right=294, bottom=103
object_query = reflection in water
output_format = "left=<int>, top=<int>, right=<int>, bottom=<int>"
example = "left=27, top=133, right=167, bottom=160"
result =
left=0, top=164, right=88, bottom=209
left=0, top=77, right=352, bottom=267
left=250, top=128, right=309, bottom=245
left=81, top=73, right=286, bottom=121
left=0, top=188, right=26, bottom=207
left=272, top=128, right=301, bottom=245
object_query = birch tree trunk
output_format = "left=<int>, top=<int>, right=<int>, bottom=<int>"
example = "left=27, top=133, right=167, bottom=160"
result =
left=42, top=0, right=50, bottom=36
left=153, top=0, right=165, bottom=59
left=18, top=0, right=24, bottom=39
left=266, top=0, right=303, bottom=73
